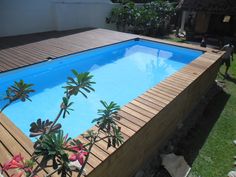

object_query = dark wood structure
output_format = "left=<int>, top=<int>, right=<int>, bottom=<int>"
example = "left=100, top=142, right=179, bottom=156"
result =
left=177, top=0, right=236, bottom=14
left=177, top=0, right=236, bottom=43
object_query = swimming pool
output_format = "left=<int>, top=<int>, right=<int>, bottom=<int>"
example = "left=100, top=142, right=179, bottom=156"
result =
left=0, top=39, right=203, bottom=138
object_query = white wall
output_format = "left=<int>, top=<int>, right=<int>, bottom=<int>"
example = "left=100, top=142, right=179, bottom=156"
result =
left=0, top=0, right=56, bottom=37
left=0, top=0, right=116, bottom=37
left=54, top=0, right=117, bottom=31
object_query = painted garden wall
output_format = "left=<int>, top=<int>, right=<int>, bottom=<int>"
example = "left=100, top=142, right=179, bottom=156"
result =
left=0, top=0, right=116, bottom=37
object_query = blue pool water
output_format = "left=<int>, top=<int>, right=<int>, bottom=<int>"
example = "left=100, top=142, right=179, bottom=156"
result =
left=0, top=39, right=203, bottom=138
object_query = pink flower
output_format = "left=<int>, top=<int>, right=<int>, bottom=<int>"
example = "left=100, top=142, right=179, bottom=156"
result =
left=69, top=150, right=88, bottom=165
left=68, top=145, right=88, bottom=165
left=69, top=145, right=82, bottom=152
left=1, top=154, right=39, bottom=177
left=10, top=171, right=24, bottom=177
left=2, top=154, right=24, bottom=171
left=24, top=167, right=33, bottom=173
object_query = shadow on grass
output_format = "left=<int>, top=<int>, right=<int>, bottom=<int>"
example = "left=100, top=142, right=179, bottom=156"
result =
left=175, top=89, right=230, bottom=166
left=219, top=72, right=236, bottom=84
left=225, top=76, right=236, bottom=84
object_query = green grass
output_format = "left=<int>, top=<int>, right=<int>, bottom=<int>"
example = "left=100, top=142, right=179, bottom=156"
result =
left=189, top=54, right=236, bottom=177
left=162, top=34, right=186, bottom=43
left=167, top=37, right=186, bottom=42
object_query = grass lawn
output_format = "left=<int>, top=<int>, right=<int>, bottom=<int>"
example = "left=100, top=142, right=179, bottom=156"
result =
left=164, top=37, right=186, bottom=43
left=162, top=34, right=186, bottom=43
left=189, top=54, right=236, bottom=177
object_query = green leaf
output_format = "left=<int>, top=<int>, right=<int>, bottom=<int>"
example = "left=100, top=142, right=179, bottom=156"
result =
left=29, top=118, right=61, bottom=137
left=1, top=80, right=35, bottom=112
left=33, top=130, right=71, bottom=167
left=93, top=100, right=120, bottom=132
left=63, top=70, right=95, bottom=98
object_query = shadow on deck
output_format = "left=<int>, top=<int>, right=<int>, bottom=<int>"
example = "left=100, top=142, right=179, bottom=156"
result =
left=0, top=28, right=94, bottom=49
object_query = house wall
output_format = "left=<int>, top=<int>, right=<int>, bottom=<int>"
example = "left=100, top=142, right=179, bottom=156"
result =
left=0, top=0, right=116, bottom=37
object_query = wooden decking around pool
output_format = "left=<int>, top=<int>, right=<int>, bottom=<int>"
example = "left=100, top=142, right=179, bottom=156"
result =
left=0, top=29, right=224, bottom=177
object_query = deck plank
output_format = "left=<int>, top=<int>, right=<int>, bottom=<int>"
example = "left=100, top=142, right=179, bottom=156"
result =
left=122, top=106, right=151, bottom=122
left=0, top=114, right=34, bottom=154
left=117, top=110, right=146, bottom=127
left=135, top=97, right=163, bottom=111
left=149, top=87, right=175, bottom=100
left=140, top=94, right=166, bottom=108
left=116, top=116, right=141, bottom=132
left=126, top=103, right=156, bottom=118
left=130, top=100, right=158, bottom=115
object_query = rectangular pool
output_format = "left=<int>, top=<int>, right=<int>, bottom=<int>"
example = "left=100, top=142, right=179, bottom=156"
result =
left=0, top=39, right=203, bottom=138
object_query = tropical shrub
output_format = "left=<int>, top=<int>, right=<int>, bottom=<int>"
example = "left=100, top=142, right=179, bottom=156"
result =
left=106, top=0, right=138, bottom=31
left=107, top=0, right=175, bottom=36
left=111, top=0, right=152, bottom=3
left=0, top=70, right=123, bottom=177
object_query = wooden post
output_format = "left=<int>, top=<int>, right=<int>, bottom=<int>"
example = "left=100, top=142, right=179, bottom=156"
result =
left=180, top=11, right=187, bottom=33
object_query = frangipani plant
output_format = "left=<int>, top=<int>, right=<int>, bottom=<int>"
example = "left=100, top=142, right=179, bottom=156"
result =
left=0, top=80, right=35, bottom=113
left=0, top=70, right=123, bottom=177
left=107, top=0, right=175, bottom=36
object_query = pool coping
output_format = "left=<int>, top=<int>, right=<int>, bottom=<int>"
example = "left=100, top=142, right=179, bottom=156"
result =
left=0, top=29, right=224, bottom=177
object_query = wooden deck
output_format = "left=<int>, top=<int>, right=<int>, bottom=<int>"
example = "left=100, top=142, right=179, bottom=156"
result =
left=0, top=29, right=224, bottom=177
